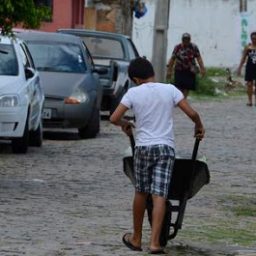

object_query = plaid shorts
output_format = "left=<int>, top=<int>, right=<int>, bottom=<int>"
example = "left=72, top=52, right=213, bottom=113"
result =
left=134, top=144, right=175, bottom=198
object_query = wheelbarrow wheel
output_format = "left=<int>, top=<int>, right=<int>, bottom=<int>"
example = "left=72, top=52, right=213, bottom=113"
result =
left=146, top=196, right=172, bottom=247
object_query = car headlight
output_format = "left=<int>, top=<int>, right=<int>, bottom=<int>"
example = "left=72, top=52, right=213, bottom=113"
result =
left=64, top=89, right=88, bottom=104
left=0, top=95, right=19, bottom=107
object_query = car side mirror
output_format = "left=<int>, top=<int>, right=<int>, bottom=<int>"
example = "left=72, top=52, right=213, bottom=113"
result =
left=25, top=67, right=35, bottom=80
left=93, top=67, right=108, bottom=75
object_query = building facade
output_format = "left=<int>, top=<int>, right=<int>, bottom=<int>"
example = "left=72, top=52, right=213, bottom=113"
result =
left=132, top=0, right=256, bottom=68
left=38, top=0, right=85, bottom=32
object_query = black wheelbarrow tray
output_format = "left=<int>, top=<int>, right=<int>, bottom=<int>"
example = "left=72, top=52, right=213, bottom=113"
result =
left=122, top=136, right=210, bottom=246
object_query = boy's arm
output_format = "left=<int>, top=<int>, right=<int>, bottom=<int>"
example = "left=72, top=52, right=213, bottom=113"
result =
left=109, top=103, right=135, bottom=136
left=177, top=99, right=205, bottom=139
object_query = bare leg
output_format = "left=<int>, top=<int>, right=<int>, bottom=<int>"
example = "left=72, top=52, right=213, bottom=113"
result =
left=247, top=81, right=253, bottom=105
left=128, top=191, right=148, bottom=248
left=150, top=194, right=166, bottom=250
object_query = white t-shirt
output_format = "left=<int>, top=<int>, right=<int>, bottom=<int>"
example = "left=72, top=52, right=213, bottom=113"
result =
left=121, top=82, right=184, bottom=148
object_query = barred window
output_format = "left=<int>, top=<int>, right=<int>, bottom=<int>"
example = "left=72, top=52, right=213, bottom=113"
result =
left=34, top=0, right=53, bottom=21
left=34, top=0, right=52, bottom=8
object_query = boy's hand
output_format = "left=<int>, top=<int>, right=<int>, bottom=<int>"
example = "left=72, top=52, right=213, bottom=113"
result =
left=121, top=120, right=135, bottom=136
left=194, top=126, right=205, bottom=140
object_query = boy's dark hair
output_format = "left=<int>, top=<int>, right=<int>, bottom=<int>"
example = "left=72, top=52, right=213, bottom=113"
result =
left=128, top=57, right=155, bottom=81
left=251, top=31, right=256, bottom=39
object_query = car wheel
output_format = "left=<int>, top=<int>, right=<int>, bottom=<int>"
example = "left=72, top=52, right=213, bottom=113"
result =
left=78, top=106, right=100, bottom=139
left=29, top=120, right=43, bottom=147
left=12, top=117, right=29, bottom=154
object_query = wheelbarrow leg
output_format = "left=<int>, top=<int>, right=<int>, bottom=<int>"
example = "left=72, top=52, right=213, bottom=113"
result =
left=168, top=197, right=188, bottom=240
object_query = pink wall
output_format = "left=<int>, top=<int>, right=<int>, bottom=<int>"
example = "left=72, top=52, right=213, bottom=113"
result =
left=40, top=0, right=84, bottom=32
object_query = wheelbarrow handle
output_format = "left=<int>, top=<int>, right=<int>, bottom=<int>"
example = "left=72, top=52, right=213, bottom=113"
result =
left=191, top=138, right=200, bottom=161
left=129, top=133, right=135, bottom=156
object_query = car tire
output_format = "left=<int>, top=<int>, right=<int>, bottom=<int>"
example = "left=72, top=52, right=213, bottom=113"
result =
left=29, top=120, right=43, bottom=147
left=12, top=117, right=29, bottom=154
left=78, top=106, right=100, bottom=139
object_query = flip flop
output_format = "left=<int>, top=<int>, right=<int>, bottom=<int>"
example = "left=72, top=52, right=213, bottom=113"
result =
left=122, top=233, right=142, bottom=251
left=149, top=248, right=166, bottom=254
left=246, top=103, right=253, bottom=106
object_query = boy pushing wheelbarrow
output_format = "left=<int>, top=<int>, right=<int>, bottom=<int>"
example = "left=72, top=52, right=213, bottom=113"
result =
left=110, top=57, right=205, bottom=254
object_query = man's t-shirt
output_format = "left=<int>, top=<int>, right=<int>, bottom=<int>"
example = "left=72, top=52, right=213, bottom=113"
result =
left=121, top=82, right=184, bottom=148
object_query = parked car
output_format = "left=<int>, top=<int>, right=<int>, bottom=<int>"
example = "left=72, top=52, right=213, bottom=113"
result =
left=58, top=29, right=140, bottom=114
left=0, top=36, right=44, bottom=153
left=18, top=31, right=103, bottom=138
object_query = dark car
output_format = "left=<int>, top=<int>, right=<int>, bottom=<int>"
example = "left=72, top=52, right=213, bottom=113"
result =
left=18, top=31, right=103, bottom=138
left=58, top=29, right=140, bottom=114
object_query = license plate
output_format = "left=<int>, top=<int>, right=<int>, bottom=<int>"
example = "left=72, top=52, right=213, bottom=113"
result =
left=42, top=108, right=52, bottom=119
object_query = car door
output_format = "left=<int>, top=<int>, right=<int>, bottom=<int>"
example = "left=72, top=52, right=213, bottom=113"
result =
left=18, top=42, right=43, bottom=130
left=82, top=42, right=102, bottom=109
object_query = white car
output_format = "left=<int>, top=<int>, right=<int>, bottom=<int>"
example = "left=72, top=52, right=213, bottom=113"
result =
left=0, top=36, right=44, bottom=153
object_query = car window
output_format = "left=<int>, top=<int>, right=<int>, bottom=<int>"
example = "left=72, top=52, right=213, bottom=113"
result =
left=0, top=44, right=19, bottom=76
left=127, top=39, right=139, bottom=59
left=82, top=42, right=94, bottom=68
left=20, top=42, right=35, bottom=69
left=26, top=42, right=87, bottom=73
left=81, top=36, right=124, bottom=59
left=17, top=43, right=31, bottom=69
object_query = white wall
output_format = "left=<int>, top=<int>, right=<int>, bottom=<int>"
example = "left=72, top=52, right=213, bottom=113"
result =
left=132, top=0, right=156, bottom=59
left=132, top=0, right=256, bottom=68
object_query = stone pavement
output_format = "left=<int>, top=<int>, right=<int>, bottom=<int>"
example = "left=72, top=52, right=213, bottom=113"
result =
left=0, top=95, right=255, bottom=256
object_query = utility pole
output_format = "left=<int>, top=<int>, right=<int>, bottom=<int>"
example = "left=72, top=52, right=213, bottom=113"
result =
left=152, top=0, right=170, bottom=82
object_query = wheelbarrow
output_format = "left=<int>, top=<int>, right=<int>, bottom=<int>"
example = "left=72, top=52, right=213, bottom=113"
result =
left=122, top=134, right=210, bottom=246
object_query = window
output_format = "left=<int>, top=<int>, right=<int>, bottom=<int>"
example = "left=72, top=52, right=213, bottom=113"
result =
left=34, top=0, right=53, bottom=21
left=0, top=44, right=18, bottom=76
left=81, top=36, right=124, bottom=59
left=26, top=41, right=87, bottom=73
left=127, top=39, right=139, bottom=59
left=240, top=0, right=247, bottom=12
left=34, top=0, right=52, bottom=7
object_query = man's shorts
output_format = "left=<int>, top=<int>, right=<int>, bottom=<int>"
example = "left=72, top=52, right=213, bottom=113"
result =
left=134, top=144, right=175, bottom=198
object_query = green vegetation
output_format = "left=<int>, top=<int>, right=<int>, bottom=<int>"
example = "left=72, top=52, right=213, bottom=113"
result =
left=166, top=67, right=245, bottom=98
left=223, top=195, right=256, bottom=217
left=0, top=0, right=51, bottom=35
left=179, top=194, right=256, bottom=247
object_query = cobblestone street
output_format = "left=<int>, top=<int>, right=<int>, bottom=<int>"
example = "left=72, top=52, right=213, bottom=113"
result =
left=0, top=96, right=256, bottom=256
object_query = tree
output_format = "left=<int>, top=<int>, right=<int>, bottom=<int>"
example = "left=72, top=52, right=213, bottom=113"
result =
left=0, top=0, right=50, bottom=35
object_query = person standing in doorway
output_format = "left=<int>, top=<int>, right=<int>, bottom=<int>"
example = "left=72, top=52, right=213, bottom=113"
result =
left=167, top=33, right=206, bottom=98
left=237, top=31, right=256, bottom=106
left=110, top=57, right=205, bottom=254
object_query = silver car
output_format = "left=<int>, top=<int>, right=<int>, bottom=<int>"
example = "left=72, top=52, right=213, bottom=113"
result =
left=0, top=36, right=44, bottom=153
left=18, top=32, right=103, bottom=139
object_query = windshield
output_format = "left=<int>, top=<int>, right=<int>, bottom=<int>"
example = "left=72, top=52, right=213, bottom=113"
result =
left=0, top=44, right=18, bottom=76
left=81, top=36, right=124, bottom=59
left=26, top=42, right=87, bottom=73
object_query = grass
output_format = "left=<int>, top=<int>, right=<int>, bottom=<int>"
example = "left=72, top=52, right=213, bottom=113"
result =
left=166, top=67, right=245, bottom=98
left=179, top=194, right=256, bottom=247
left=221, top=195, right=256, bottom=217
